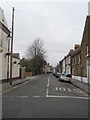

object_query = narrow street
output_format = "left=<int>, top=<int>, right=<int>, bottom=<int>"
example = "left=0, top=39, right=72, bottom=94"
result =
left=2, top=74, right=89, bottom=118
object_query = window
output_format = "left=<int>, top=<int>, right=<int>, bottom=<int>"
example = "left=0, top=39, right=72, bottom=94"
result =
left=72, top=58, right=74, bottom=65
left=75, top=57, right=76, bottom=65
left=87, top=45, right=88, bottom=56
left=78, top=54, right=81, bottom=64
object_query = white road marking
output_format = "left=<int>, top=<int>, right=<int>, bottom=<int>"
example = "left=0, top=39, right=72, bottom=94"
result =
left=47, top=95, right=90, bottom=100
left=47, top=77, right=50, bottom=88
left=62, top=88, right=66, bottom=91
left=67, top=88, right=72, bottom=92
left=79, top=91, right=82, bottom=93
left=73, top=89, right=78, bottom=92
left=33, top=96, right=41, bottom=98
left=2, top=96, right=13, bottom=98
left=17, top=96, right=28, bottom=98
left=46, top=77, right=50, bottom=97
left=59, top=88, right=66, bottom=91
left=56, top=87, right=58, bottom=91
left=74, top=88, right=82, bottom=93
left=59, top=88, right=61, bottom=91
left=46, top=88, right=49, bottom=97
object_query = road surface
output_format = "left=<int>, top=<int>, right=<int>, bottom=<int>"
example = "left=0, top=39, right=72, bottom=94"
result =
left=2, top=74, right=89, bottom=118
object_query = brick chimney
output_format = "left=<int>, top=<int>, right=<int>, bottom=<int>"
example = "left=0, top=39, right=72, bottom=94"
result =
left=74, top=44, right=80, bottom=50
left=69, top=49, right=74, bottom=54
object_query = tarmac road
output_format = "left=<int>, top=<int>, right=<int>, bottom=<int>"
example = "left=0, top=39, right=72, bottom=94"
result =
left=2, top=74, right=89, bottom=118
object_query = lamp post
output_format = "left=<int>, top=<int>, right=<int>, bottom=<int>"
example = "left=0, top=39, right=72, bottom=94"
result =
left=7, top=34, right=12, bottom=83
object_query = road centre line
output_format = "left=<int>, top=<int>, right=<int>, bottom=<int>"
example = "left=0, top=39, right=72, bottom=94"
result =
left=33, top=96, right=41, bottom=98
left=47, top=77, right=50, bottom=88
left=17, top=96, right=28, bottom=98
left=46, top=77, right=50, bottom=97
left=2, top=96, right=13, bottom=98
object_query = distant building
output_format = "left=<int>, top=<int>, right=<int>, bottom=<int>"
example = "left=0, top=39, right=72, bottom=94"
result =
left=62, top=57, right=66, bottom=74
left=59, top=60, right=62, bottom=73
left=43, top=64, right=53, bottom=74
left=12, top=53, right=20, bottom=79
left=65, top=49, right=74, bottom=75
left=71, top=45, right=82, bottom=82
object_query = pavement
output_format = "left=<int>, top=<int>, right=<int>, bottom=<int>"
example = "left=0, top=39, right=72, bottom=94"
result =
left=71, top=78, right=90, bottom=95
left=2, top=77, right=31, bottom=93
left=1, top=74, right=90, bottom=95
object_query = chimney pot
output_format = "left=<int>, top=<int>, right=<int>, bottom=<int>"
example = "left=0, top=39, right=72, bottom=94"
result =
left=74, top=44, right=80, bottom=50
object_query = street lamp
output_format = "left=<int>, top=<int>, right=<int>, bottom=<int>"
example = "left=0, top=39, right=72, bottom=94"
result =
left=7, top=34, right=12, bottom=83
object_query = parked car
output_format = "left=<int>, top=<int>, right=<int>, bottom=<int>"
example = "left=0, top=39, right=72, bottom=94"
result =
left=59, top=73, right=72, bottom=83
left=55, top=72, right=61, bottom=78
left=53, top=72, right=55, bottom=76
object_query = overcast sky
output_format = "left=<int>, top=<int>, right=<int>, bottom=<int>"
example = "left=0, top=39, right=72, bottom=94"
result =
left=0, top=0, right=89, bottom=67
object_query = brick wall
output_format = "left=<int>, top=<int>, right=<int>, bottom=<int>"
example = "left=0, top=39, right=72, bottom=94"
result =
left=71, top=53, right=81, bottom=76
left=81, top=17, right=88, bottom=77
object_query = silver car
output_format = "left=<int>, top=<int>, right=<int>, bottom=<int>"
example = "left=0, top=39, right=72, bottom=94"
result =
left=59, top=73, right=72, bottom=83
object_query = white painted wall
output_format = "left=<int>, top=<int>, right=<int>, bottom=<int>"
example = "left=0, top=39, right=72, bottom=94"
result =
left=0, top=7, right=8, bottom=27
left=87, top=56, right=90, bottom=84
left=66, top=56, right=71, bottom=74
left=66, top=56, right=70, bottom=65
left=62, top=59, right=65, bottom=73
left=66, top=65, right=71, bottom=74
left=0, top=7, right=20, bottom=81
left=0, top=53, right=2, bottom=80
left=0, top=26, right=8, bottom=80
left=12, top=57, right=20, bottom=78
left=88, top=66, right=90, bottom=84
left=72, top=75, right=87, bottom=83
left=2, top=33, right=8, bottom=80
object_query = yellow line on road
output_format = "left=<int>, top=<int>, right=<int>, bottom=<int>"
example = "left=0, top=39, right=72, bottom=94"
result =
left=77, top=88, right=88, bottom=96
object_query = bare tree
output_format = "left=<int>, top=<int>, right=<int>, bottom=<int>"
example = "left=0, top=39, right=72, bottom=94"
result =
left=26, top=38, right=46, bottom=59
left=25, top=38, right=47, bottom=75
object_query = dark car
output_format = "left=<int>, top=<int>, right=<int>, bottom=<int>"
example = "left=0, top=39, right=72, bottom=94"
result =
left=53, top=72, right=55, bottom=76
left=55, top=72, right=61, bottom=78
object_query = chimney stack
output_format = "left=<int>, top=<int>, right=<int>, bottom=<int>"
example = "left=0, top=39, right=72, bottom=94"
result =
left=74, top=44, right=80, bottom=50
left=69, top=49, right=73, bottom=54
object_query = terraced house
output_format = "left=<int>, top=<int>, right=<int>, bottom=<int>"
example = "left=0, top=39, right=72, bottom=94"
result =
left=59, top=15, right=90, bottom=84
left=71, top=44, right=82, bottom=82
left=81, top=15, right=90, bottom=84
